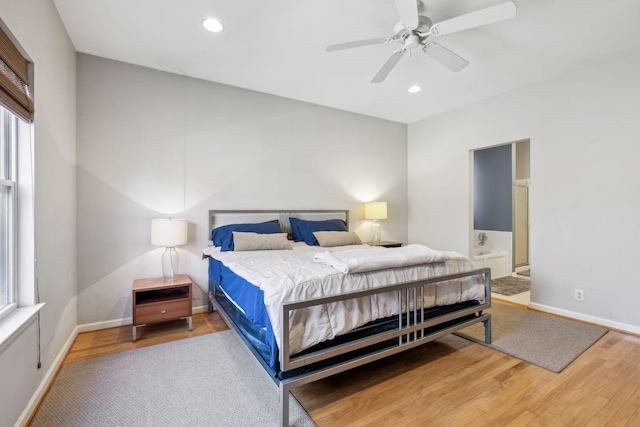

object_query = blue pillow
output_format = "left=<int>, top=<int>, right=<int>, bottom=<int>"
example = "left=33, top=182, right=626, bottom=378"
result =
left=289, top=218, right=348, bottom=246
left=212, top=220, right=282, bottom=252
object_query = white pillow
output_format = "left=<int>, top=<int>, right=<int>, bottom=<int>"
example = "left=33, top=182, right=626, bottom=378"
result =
left=232, top=232, right=291, bottom=251
left=313, top=231, right=362, bottom=247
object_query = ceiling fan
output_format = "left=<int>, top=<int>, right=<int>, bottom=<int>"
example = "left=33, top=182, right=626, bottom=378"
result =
left=326, top=0, right=517, bottom=83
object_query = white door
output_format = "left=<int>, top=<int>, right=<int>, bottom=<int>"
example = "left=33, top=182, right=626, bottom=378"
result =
left=515, top=181, right=529, bottom=266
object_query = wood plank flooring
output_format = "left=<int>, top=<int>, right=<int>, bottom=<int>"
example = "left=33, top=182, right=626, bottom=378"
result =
left=293, top=326, right=640, bottom=426
left=64, top=308, right=640, bottom=426
left=64, top=311, right=228, bottom=364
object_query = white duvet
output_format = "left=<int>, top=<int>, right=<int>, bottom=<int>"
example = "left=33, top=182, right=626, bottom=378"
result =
left=204, top=244, right=485, bottom=356
left=313, top=244, right=449, bottom=273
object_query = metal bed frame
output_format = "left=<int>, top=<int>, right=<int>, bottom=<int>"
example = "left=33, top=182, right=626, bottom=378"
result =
left=206, top=210, right=492, bottom=426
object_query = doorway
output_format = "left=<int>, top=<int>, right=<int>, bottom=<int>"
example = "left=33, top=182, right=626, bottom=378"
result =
left=470, top=139, right=530, bottom=304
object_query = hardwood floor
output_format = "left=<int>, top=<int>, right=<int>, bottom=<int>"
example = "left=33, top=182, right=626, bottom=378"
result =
left=65, top=308, right=640, bottom=426
left=64, top=311, right=228, bottom=364
left=293, top=328, right=640, bottom=426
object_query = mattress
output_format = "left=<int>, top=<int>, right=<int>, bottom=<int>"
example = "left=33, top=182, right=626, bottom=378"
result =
left=205, top=244, right=485, bottom=361
left=209, top=256, right=279, bottom=367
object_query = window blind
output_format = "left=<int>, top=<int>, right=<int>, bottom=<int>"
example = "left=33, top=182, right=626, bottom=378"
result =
left=0, top=27, right=33, bottom=123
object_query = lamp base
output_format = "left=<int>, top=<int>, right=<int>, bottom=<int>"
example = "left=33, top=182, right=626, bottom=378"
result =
left=370, top=221, right=381, bottom=245
left=161, top=247, right=179, bottom=281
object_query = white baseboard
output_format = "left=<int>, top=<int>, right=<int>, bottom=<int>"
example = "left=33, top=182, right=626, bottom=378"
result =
left=528, top=302, right=640, bottom=336
left=192, top=304, right=209, bottom=315
left=77, top=316, right=132, bottom=333
left=77, top=304, right=209, bottom=333
left=16, top=325, right=79, bottom=427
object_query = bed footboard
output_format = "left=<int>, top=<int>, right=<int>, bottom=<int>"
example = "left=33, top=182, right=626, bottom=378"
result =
left=277, top=267, right=491, bottom=426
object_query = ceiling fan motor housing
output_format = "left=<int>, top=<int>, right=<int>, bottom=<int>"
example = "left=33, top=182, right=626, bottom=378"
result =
left=393, top=15, right=432, bottom=39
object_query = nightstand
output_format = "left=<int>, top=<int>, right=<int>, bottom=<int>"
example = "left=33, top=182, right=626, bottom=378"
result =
left=132, top=275, right=193, bottom=341
left=365, top=241, right=403, bottom=248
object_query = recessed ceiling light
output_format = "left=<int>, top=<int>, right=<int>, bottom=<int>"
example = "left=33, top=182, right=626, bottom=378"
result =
left=408, top=85, right=421, bottom=93
left=202, top=18, right=224, bottom=33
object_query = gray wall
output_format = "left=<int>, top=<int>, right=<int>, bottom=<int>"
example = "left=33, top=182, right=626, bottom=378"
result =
left=0, top=1, right=77, bottom=426
left=408, top=45, right=640, bottom=334
left=76, top=54, right=408, bottom=326
left=473, top=144, right=512, bottom=232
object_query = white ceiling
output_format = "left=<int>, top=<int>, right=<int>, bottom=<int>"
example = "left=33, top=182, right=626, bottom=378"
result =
left=54, top=0, right=640, bottom=124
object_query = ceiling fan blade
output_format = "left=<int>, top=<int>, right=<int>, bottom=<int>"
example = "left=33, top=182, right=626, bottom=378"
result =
left=431, top=1, right=516, bottom=36
left=394, top=0, right=419, bottom=29
left=423, top=42, right=469, bottom=72
left=326, top=38, right=389, bottom=52
left=371, top=50, right=404, bottom=83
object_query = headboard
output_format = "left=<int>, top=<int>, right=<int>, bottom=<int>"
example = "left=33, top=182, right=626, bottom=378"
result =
left=208, top=210, right=350, bottom=244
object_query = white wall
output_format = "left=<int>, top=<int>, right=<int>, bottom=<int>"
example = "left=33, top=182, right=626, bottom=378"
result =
left=76, top=54, right=408, bottom=326
left=0, top=1, right=77, bottom=426
left=408, top=46, right=640, bottom=332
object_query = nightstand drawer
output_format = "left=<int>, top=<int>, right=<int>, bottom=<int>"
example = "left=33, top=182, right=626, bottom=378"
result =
left=135, top=299, right=190, bottom=325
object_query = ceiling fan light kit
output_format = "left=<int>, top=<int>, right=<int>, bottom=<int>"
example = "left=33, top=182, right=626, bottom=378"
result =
left=326, top=0, right=517, bottom=83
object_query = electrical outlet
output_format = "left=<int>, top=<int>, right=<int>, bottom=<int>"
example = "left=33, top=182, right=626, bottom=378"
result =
left=574, top=289, right=584, bottom=302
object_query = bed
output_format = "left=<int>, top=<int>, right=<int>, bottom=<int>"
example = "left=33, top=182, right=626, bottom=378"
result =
left=203, top=210, right=491, bottom=426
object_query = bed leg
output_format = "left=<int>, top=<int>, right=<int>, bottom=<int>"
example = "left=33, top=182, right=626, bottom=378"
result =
left=280, top=382, right=290, bottom=427
left=484, top=314, right=492, bottom=344
left=208, top=293, right=216, bottom=314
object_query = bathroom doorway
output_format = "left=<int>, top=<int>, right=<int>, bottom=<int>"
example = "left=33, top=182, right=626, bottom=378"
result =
left=470, top=139, right=530, bottom=305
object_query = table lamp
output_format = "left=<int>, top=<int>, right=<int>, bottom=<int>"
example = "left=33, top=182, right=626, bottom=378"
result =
left=364, top=202, right=387, bottom=244
left=151, top=219, right=188, bottom=281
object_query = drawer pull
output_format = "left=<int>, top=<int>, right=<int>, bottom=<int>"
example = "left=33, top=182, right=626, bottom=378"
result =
left=161, top=310, right=167, bottom=314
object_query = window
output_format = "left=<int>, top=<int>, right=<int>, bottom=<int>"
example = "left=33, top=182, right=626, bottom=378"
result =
left=0, top=106, right=17, bottom=320
left=0, top=21, right=35, bottom=325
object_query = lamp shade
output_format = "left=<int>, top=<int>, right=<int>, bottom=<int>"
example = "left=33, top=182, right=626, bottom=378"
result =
left=364, top=202, right=388, bottom=220
left=151, top=219, right=188, bottom=247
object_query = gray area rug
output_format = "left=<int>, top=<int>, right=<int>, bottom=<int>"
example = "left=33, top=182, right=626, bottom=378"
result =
left=31, top=331, right=315, bottom=427
left=457, top=303, right=608, bottom=372
left=492, top=276, right=530, bottom=296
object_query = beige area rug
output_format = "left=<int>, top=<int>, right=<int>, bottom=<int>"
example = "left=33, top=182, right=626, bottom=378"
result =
left=491, top=275, right=530, bottom=296
left=31, top=331, right=315, bottom=427
left=457, top=303, right=608, bottom=372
